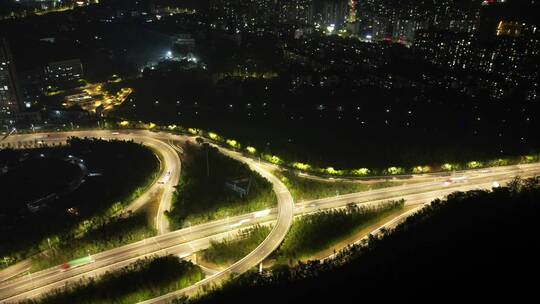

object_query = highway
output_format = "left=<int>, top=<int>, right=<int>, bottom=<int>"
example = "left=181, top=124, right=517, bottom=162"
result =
left=0, top=130, right=295, bottom=303
left=123, top=135, right=181, bottom=235
left=0, top=130, right=539, bottom=303
left=0, top=130, right=180, bottom=231
left=0, top=130, right=180, bottom=284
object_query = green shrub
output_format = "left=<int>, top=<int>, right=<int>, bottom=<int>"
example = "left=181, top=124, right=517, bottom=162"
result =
left=276, top=200, right=405, bottom=260
left=275, top=170, right=398, bottom=201
left=23, top=256, right=204, bottom=304
left=203, top=225, right=272, bottom=266
left=167, top=142, right=277, bottom=229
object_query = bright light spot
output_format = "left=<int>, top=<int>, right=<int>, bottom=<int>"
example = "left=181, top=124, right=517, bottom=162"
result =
left=450, top=176, right=468, bottom=182
left=467, top=161, right=482, bottom=169
left=161, top=174, right=170, bottom=184
left=208, top=132, right=219, bottom=140
left=253, top=209, right=271, bottom=218
left=441, top=163, right=454, bottom=171
left=266, top=155, right=281, bottom=164
left=387, top=167, right=404, bottom=175
left=326, top=24, right=335, bottom=33
left=230, top=219, right=250, bottom=228
left=352, top=168, right=370, bottom=176
left=413, top=166, right=431, bottom=174
left=326, top=167, right=340, bottom=175
left=293, top=162, right=311, bottom=171
left=226, top=139, right=239, bottom=148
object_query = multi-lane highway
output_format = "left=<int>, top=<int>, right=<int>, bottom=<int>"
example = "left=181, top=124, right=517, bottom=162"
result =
left=0, top=130, right=180, bottom=232
left=1, top=129, right=539, bottom=303
left=0, top=130, right=295, bottom=303
left=0, top=130, right=181, bottom=285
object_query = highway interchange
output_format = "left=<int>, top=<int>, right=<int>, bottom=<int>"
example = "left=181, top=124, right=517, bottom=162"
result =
left=1, top=129, right=539, bottom=303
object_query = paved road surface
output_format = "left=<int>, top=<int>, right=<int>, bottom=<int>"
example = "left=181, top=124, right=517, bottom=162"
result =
left=0, top=130, right=295, bottom=303
left=0, top=130, right=180, bottom=284
left=1, top=130, right=538, bottom=303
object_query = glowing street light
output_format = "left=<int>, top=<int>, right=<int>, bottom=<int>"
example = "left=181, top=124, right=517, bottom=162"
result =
left=326, top=24, right=335, bottom=34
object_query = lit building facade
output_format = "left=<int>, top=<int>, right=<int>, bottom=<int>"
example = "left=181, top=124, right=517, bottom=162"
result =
left=0, top=38, right=22, bottom=118
left=318, top=0, right=349, bottom=27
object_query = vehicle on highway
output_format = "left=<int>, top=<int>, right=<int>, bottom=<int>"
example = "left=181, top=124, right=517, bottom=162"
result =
left=158, top=171, right=171, bottom=184
left=443, top=176, right=468, bottom=186
left=59, top=256, right=94, bottom=271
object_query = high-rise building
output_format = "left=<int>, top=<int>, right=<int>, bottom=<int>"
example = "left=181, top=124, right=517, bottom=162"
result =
left=392, top=19, right=427, bottom=44
left=277, top=0, right=314, bottom=25
left=0, top=38, right=23, bottom=118
left=319, top=0, right=349, bottom=27
left=372, top=16, right=391, bottom=40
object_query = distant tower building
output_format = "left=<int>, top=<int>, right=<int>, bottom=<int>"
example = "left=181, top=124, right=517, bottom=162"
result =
left=0, top=37, right=23, bottom=118
left=372, top=16, right=391, bottom=40
left=392, top=19, right=427, bottom=45
left=347, top=0, right=357, bottom=23
left=320, top=0, right=349, bottom=27
left=277, top=0, right=314, bottom=25
left=344, top=0, right=360, bottom=35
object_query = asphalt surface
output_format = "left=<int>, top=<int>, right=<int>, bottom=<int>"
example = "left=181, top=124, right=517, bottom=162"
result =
left=0, top=130, right=180, bottom=231
left=0, top=130, right=295, bottom=303
left=1, top=130, right=539, bottom=303
left=0, top=130, right=180, bottom=284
